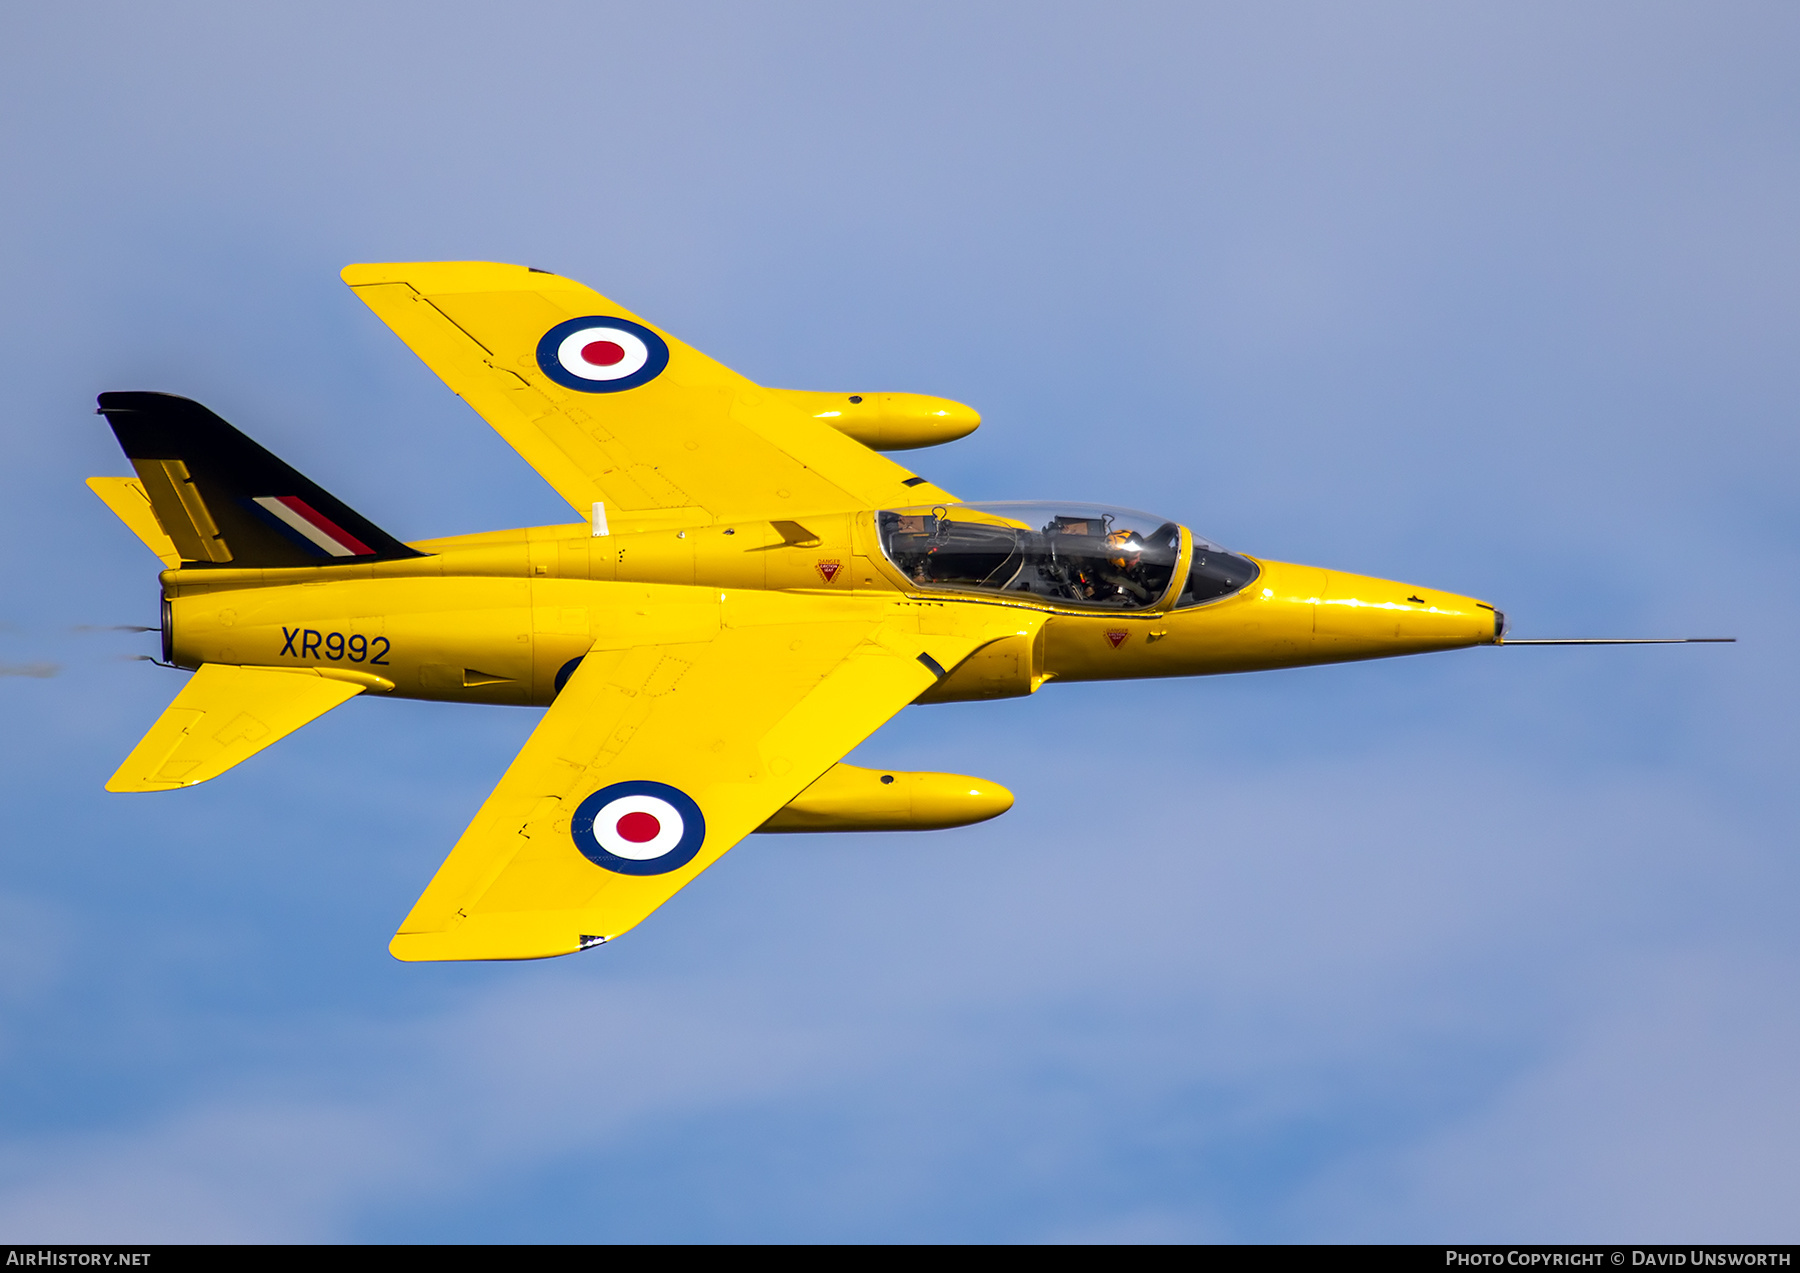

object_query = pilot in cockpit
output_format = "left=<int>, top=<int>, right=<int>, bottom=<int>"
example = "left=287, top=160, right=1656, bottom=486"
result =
left=1097, top=529, right=1153, bottom=604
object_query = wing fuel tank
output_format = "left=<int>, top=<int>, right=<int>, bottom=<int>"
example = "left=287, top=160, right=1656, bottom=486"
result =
left=770, top=390, right=980, bottom=451
left=756, top=763, right=1013, bottom=832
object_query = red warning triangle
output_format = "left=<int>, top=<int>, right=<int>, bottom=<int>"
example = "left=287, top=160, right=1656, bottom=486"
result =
left=816, top=560, right=843, bottom=583
left=1105, top=629, right=1128, bottom=649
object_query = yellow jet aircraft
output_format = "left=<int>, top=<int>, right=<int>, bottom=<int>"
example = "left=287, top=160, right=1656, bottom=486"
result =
left=85, top=261, right=1727, bottom=962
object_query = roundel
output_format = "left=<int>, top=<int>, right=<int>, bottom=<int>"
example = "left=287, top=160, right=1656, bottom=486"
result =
left=570, top=780, right=705, bottom=876
left=536, top=316, right=670, bottom=393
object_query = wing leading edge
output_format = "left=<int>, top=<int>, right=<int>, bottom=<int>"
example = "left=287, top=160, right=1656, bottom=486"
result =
left=392, top=594, right=1027, bottom=961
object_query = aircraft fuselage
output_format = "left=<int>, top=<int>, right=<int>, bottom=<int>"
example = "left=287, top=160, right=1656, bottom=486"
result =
left=159, top=511, right=1500, bottom=709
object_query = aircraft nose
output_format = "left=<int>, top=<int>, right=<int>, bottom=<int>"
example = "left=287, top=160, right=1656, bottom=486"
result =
left=1297, top=565, right=1497, bottom=654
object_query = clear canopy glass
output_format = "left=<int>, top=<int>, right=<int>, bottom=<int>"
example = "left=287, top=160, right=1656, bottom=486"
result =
left=1174, top=541, right=1261, bottom=608
left=877, top=502, right=1187, bottom=610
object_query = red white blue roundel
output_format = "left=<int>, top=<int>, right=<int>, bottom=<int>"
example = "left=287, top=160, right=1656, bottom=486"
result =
left=536, top=316, right=670, bottom=393
left=571, top=780, right=705, bottom=876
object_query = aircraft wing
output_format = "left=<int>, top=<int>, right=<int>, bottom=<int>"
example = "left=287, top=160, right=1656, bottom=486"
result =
left=391, top=594, right=1009, bottom=961
left=342, top=261, right=955, bottom=526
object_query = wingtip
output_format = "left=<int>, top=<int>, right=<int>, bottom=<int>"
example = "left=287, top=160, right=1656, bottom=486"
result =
left=104, top=774, right=179, bottom=794
left=340, top=260, right=547, bottom=290
left=387, top=925, right=586, bottom=962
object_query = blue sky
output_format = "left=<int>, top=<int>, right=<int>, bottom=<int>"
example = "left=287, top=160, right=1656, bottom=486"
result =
left=1, top=1, right=1796, bottom=1242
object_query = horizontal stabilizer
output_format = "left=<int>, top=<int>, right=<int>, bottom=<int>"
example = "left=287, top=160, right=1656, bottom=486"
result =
left=87, top=477, right=180, bottom=567
left=108, top=664, right=373, bottom=792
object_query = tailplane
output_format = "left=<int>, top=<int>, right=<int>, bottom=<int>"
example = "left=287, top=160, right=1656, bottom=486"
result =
left=87, top=476, right=180, bottom=567
left=96, top=392, right=423, bottom=568
left=107, top=664, right=382, bottom=792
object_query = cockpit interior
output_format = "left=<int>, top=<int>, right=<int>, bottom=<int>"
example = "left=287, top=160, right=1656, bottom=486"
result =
left=876, top=503, right=1260, bottom=611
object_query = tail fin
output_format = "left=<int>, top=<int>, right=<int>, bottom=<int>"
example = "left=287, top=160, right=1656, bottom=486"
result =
left=97, top=392, right=424, bottom=568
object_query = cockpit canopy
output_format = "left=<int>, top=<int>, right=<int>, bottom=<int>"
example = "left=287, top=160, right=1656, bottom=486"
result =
left=876, top=502, right=1259, bottom=611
